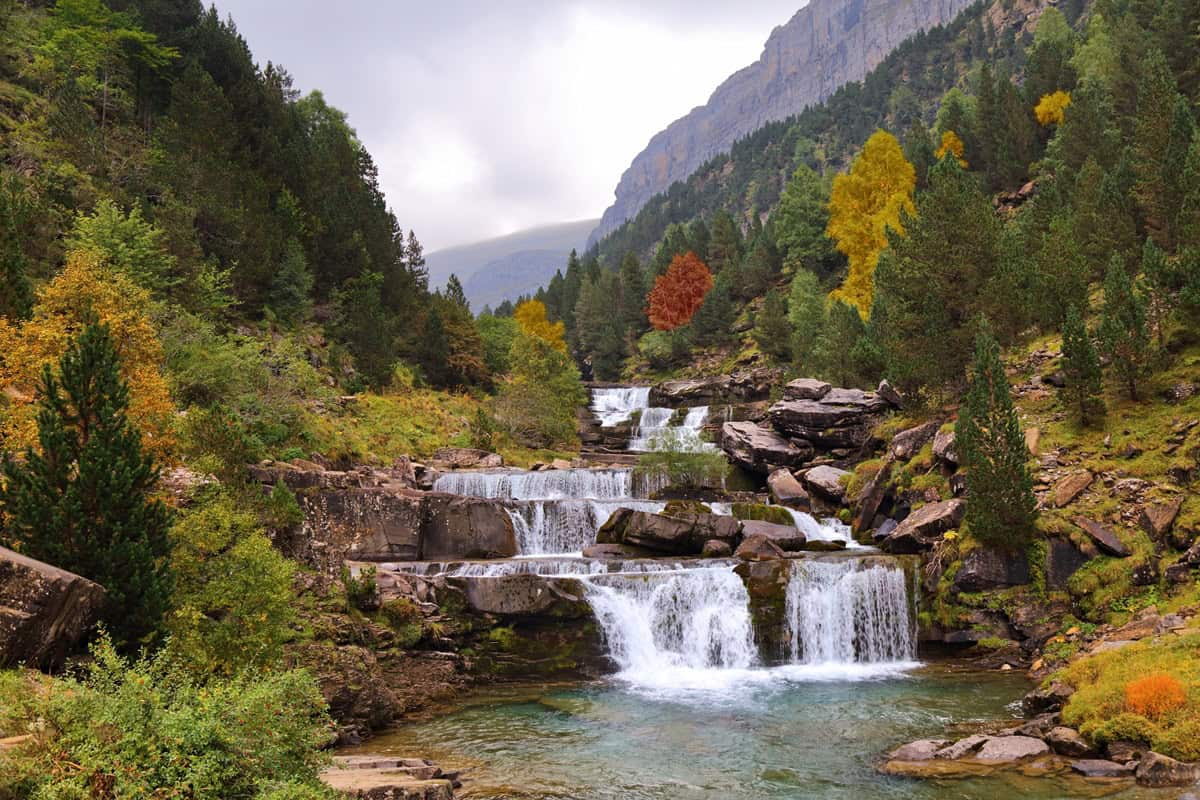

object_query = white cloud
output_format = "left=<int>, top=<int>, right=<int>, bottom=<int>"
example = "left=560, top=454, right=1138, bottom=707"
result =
left=213, top=1, right=804, bottom=250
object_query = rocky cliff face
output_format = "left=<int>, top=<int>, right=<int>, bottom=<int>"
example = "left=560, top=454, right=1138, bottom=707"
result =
left=590, top=0, right=975, bottom=245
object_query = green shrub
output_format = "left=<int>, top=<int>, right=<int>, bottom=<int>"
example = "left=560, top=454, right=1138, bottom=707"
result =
left=342, top=565, right=379, bottom=611
left=0, top=637, right=332, bottom=798
left=168, top=491, right=297, bottom=674
left=634, top=429, right=730, bottom=492
left=260, top=481, right=304, bottom=530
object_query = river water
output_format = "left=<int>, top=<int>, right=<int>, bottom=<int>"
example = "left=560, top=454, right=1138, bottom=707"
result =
left=369, top=390, right=1171, bottom=799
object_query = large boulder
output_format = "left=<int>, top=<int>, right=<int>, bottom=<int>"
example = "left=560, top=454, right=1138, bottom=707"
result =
left=450, top=574, right=589, bottom=618
left=1045, top=537, right=1092, bottom=590
left=1053, top=471, right=1094, bottom=508
left=804, top=465, right=850, bottom=501
left=430, top=447, right=503, bottom=470
left=1139, top=496, right=1185, bottom=540
left=720, top=421, right=813, bottom=474
left=290, top=489, right=425, bottom=573
left=734, top=559, right=791, bottom=660
left=782, top=378, right=832, bottom=401
left=422, top=494, right=518, bottom=560
left=889, top=421, right=941, bottom=461
left=597, top=509, right=740, bottom=555
left=321, top=755, right=456, bottom=799
left=932, top=428, right=958, bottom=466
left=1135, top=752, right=1200, bottom=787
left=740, top=520, right=806, bottom=551
left=852, top=458, right=894, bottom=534
left=769, top=388, right=890, bottom=449
left=880, top=500, right=965, bottom=554
left=952, top=548, right=1031, bottom=593
left=0, top=547, right=105, bottom=669
left=735, top=535, right=787, bottom=562
left=973, top=736, right=1050, bottom=762
left=767, top=469, right=809, bottom=509
left=650, top=368, right=781, bottom=405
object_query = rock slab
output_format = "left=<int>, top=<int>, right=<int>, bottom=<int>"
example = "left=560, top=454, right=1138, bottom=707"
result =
left=0, top=547, right=105, bottom=669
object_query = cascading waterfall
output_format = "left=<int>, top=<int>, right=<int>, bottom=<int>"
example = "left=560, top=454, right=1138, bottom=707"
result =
left=505, top=499, right=666, bottom=555
left=628, top=405, right=714, bottom=452
left=583, top=566, right=757, bottom=683
left=784, top=559, right=916, bottom=665
left=433, top=469, right=643, bottom=501
left=590, top=386, right=651, bottom=427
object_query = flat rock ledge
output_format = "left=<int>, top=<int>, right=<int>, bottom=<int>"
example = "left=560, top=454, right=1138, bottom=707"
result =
left=321, top=755, right=458, bottom=799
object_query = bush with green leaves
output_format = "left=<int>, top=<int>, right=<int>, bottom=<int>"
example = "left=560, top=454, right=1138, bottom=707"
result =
left=0, top=636, right=334, bottom=799
left=634, top=429, right=730, bottom=493
left=167, top=490, right=298, bottom=675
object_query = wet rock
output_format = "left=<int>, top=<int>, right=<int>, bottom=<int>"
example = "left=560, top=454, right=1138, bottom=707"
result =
left=767, top=469, right=809, bottom=509
left=740, top=520, right=806, bottom=551
left=804, top=465, right=850, bottom=501
left=581, top=543, right=657, bottom=559
left=720, top=421, right=813, bottom=474
left=1074, top=517, right=1132, bottom=558
left=1070, top=759, right=1136, bottom=778
left=734, top=559, right=790, bottom=661
left=1106, top=741, right=1146, bottom=764
left=782, top=378, right=832, bottom=401
left=1046, top=727, right=1096, bottom=757
left=1015, top=713, right=1061, bottom=738
left=651, top=368, right=781, bottom=405
left=935, top=734, right=989, bottom=760
left=888, top=739, right=950, bottom=761
left=451, top=574, right=589, bottom=618
left=597, top=509, right=740, bottom=555
left=872, top=518, right=898, bottom=544
left=701, top=539, right=734, bottom=558
left=852, top=458, right=893, bottom=535
left=1053, top=471, right=1094, bottom=508
left=735, top=535, right=787, bottom=562
left=932, top=428, right=958, bottom=466
left=1140, top=496, right=1184, bottom=540
left=0, top=547, right=106, bottom=669
left=880, top=500, right=966, bottom=554
left=1021, top=682, right=1074, bottom=715
left=1135, top=752, right=1200, bottom=787
left=974, top=736, right=1050, bottom=761
left=952, top=548, right=1031, bottom=592
left=876, top=379, right=905, bottom=409
left=1045, top=537, right=1092, bottom=590
left=890, top=421, right=941, bottom=461
left=801, top=540, right=847, bottom=551
left=422, top=494, right=518, bottom=560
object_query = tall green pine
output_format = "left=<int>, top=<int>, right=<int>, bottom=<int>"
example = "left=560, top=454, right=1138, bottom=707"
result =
left=1060, top=304, right=1105, bottom=426
left=0, top=322, right=174, bottom=648
left=1099, top=254, right=1150, bottom=399
left=956, top=320, right=1037, bottom=549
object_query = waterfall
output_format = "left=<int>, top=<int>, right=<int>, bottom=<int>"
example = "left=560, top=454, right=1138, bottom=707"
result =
left=782, top=508, right=865, bottom=550
left=629, top=405, right=715, bottom=452
left=784, top=559, right=915, bottom=665
left=504, top=499, right=666, bottom=555
left=583, top=566, right=757, bottom=685
left=433, top=469, right=643, bottom=501
left=590, top=387, right=651, bottom=427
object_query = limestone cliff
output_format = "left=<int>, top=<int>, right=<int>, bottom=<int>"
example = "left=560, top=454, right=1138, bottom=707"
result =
left=590, top=0, right=975, bottom=245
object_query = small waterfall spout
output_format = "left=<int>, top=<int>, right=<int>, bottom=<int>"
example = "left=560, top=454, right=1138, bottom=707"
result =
left=591, top=387, right=651, bottom=427
left=784, top=559, right=915, bottom=665
left=583, top=566, right=757, bottom=684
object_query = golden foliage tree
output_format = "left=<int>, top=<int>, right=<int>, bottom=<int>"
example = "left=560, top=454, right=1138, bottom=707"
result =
left=826, top=130, right=916, bottom=316
left=935, top=130, right=968, bottom=168
left=1035, top=90, right=1072, bottom=126
left=513, top=300, right=567, bottom=353
left=647, top=251, right=714, bottom=331
left=0, top=250, right=175, bottom=456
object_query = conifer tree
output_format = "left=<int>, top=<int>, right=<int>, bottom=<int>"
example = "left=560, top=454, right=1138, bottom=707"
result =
left=0, top=174, right=34, bottom=321
left=787, top=268, right=826, bottom=369
left=1140, top=238, right=1177, bottom=347
left=444, top=274, right=469, bottom=310
left=903, top=121, right=936, bottom=189
left=618, top=251, right=647, bottom=335
left=707, top=211, right=743, bottom=274
left=812, top=299, right=870, bottom=388
left=1132, top=49, right=1182, bottom=245
left=1061, top=304, right=1105, bottom=426
left=417, top=306, right=451, bottom=387
left=752, top=290, right=791, bottom=362
left=689, top=270, right=736, bottom=347
left=266, top=238, right=313, bottom=325
left=0, top=322, right=174, bottom=647
left=773, top=164, right=839, bottom=276
left=1177, top=138, right=1200, bottom=252
left=956, top=320, right=1037, bottom=549
left=1099, top=254, right=1150, bottom=399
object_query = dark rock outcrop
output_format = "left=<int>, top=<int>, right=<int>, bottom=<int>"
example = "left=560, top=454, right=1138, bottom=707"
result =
left=767, top=468, right=809, bottom=508
left=769, top=388, right=890, bottom=449
left=889, top=421, right=941, bottom=461
left=720, top=421, right=812, bottom=474
left=650, top=368, right=780, bottom=406
left=597, top=508, right=740, bottom=555
left=740, top=520, right=806, bottom=551
left=1073, top=517, right=1131, bottom=558
left=735, top=535, right=787, bottom=562
left=1135, top=752, right=1200, bottom=787
left=952, top=548, right=1031, bottom=593
left=450, top=574, right=589, bottom=618
left=880, top=499, right=965, bottom=554
left=421, top=494, right=518, bottom=560
left=0, top=547, right=106, bottom=669
left=804, top=465, right=850, bottom=501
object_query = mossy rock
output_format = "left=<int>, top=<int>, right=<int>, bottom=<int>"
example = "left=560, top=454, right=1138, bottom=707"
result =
left=730, top=503, right=795, bottom=526
left=663, top=499, right=714, bottom=516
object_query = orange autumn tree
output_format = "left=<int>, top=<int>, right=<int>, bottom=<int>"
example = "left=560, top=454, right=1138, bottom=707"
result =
left=647, top=252, right=714, bottom=331
left=0, top=250, right=175, bottom=458
left=826, top=130, right=916, bottom=317
left=513, top=299, right=567, bottom=353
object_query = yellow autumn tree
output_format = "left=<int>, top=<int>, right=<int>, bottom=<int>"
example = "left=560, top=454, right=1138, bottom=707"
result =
left=0, top=250, right=175, bottom=457
left=935, top=130, right=968, bottom=168
left=513, top=300, right=567, bottom=353
left=1035, top=90, right=1072, bottom=126
left=826, top=130, right=916, bottom=316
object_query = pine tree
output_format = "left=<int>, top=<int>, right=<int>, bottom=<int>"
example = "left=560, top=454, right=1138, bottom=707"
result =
left=0, top=175, right=34, bottom=321
left=1099, top=254, right=1150, bottom=399
left=1178, top=139, right=1200, bottom=252
left=773, top=164, right=840, bottom=276
left=903, top=121, right=936, bottom=189
left=956, top=320, right=1037, bottom=549
left=417, top=306, right=451, bottom=387
left=688, top=270, right=736, bottom=347
left=706, top=211, right=743, bottom=274
left=1132, top=49, right=1182, bottom=246
left=266, top=238, right=314, bottom=325
left=1061, top=304, right=1105, bottom=426
left=445, top=273, right=469, bottom=311
left=1161, top=95, right=1196, bottom=248
left=0, top=322, right=174, bottom=647
left=618, top=251, right=647, bottom=336
left=1140, top=238, right=1177, bottom=347
left=812, top=299, right=870, bottom=388
left=787, top=268, right=826, bottom=368
left=752, top=290, right=791, bottom=362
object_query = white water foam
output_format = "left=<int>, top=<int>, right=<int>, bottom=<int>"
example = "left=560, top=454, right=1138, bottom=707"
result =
left=505, top=500, right=666, bottom=555
left=784, top=559, right=916, bottom=665
left=433, top=469, right=645, bottom=501
left=591, top=387, right=651, bottom=427
left=628, top=405, right=715, bottom=452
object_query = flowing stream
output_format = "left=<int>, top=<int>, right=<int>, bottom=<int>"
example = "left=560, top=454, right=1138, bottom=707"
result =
left=591, top=386, right=716, bottom=452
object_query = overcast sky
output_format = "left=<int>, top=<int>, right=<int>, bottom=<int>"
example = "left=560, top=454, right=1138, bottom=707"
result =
left=212, top=1, right=803, bottom=252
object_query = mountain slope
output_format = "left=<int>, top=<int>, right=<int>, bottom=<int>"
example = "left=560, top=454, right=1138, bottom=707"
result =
left=426, top=220, right=597, bottom=307
left=590, top=0, right=975, bottom=245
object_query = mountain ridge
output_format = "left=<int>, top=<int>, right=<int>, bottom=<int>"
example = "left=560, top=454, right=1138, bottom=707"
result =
left=589, top=0, right=975, bottom=246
